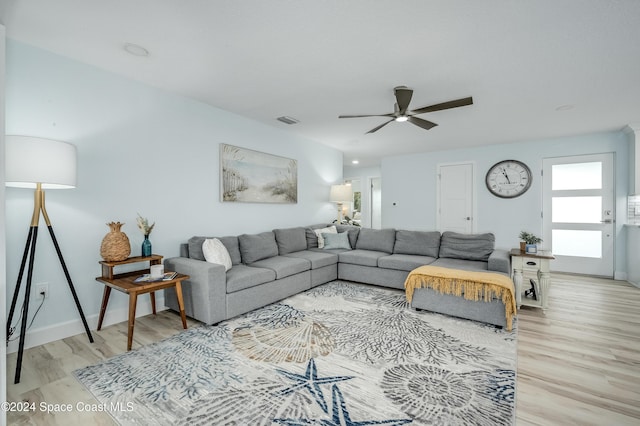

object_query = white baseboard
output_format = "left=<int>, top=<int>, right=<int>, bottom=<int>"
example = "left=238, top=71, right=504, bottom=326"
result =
left=614, top=271, right=640, bottom=288
left=614, top=271, right=628, bottom=281
left=7, top=296, right=166, bottom=354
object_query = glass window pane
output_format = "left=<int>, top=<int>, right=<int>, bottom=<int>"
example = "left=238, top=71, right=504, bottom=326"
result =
left=552, top=229, right=601, bottom=258
left=552, top=196, right=602, bottom=223
left=552, top=162, right=602, bottom=190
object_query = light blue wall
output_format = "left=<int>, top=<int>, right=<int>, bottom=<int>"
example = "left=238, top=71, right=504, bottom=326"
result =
left=4, top=41, right=343, bottom=341
left=381, top=131, right=630, bottom=277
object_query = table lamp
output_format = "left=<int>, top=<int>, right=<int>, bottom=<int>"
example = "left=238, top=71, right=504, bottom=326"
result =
left=329, top=184, right=353, bottom=223
left=5, top=135, right=93, bottom=384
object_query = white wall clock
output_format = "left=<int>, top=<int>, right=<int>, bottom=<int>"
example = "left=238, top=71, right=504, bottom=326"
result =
left=485, top=160, right=532, bottom=198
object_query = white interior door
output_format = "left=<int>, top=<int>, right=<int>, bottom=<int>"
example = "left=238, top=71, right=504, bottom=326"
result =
left=438, top=163, right=474, bottom=233
left=542, top=153, right=615, bottom=277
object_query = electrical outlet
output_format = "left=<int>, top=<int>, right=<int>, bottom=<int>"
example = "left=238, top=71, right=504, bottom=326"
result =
left=36, top=283, right=49, bottom=299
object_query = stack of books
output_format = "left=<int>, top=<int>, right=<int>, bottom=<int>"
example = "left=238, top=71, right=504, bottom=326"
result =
left=134, top=271, right=178, bottom=283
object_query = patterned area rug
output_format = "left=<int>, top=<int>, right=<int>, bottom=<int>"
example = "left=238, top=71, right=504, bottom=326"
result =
left=74, top=281, right=516, bottom=425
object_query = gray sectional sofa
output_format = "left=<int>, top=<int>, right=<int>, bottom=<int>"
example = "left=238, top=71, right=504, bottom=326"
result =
left=164, top=225, right=512, bottom=328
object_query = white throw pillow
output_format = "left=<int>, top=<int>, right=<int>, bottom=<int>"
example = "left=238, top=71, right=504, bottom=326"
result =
left=314, top=226, right=337, bottom=248
left=202, top=238, right=233, bottom=271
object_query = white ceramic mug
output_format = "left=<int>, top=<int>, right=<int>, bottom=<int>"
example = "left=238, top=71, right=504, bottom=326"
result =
left=150, top=264, right=164, bottom=278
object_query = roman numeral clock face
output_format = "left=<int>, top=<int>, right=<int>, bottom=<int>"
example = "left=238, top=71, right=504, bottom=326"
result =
left=485, top=160, right=532, bottom=198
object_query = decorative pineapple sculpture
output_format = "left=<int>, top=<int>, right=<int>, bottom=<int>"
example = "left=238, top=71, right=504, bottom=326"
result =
left=100, top=222, right=131, bottom=261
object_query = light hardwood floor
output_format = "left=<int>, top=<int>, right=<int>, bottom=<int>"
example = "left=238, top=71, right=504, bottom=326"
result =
left=6, top=274, right=640, bottom=425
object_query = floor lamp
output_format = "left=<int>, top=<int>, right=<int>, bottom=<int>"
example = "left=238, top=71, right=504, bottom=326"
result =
left=329, top=184, right=353, bottom=223
left=5, top=135, right=94, bottom=384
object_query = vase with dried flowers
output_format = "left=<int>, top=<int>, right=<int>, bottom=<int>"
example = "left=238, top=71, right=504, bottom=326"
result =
left=137, top=214, right=155, bottom=257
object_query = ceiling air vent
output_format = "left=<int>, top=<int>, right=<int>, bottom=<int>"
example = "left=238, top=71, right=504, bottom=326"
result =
left=276, top=116, right=300, bottom=125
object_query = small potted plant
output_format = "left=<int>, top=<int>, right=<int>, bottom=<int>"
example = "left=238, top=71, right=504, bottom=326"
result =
left=519, top=231, right=542, bottom=253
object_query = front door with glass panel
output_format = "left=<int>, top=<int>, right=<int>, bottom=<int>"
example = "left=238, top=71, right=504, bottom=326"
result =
left=542, top=153, right=614, bottom=277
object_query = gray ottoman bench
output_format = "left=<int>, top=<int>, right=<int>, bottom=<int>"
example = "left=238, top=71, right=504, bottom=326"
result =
left=404, top=265, right=516, bottom=330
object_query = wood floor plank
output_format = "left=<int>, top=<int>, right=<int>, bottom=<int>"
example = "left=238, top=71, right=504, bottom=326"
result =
left=5, top=274, right=640, bottom=425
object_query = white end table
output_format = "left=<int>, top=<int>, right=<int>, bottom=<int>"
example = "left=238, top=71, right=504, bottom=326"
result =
left=510, top=248, right=555, bottom=312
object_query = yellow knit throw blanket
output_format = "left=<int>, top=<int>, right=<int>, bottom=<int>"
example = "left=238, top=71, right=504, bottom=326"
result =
left=404, top=265, right=516, bottom=331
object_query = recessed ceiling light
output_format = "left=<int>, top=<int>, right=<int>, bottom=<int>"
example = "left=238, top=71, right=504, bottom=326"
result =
left=352, top=160, right=359, bottom=164
left=124, top=43, right=149, bottom=57
left=555, top=104, right=574, bottom=111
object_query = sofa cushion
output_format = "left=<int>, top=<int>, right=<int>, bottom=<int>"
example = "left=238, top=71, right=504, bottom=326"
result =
left=226, top=264, right=276, bottom=293
left=334, top=225, right=361, bottom=248
left=377, top=254, right=437, bottom=272
left=238, top=232, right=279, bottom=264
left=283, top=250, right=338, bottom=269
left=202, top=238, right=233, bottom=271
left=188, top=236, right=242, bottom=265
left=308, top=247, right=352, bottom=255
left=355, top=228, right=396, bottom=253
left=249, top=256, right=310, bottom=279
left=439, top=231, right=495, bottom=261
left=430, top=257, right=491, bottom=273
left=322, top=232, right=352, bottom=250
left=394, top=230, right=441, bottom=257
left=274, top=227, right=308, bottom=255
left=339, top=249, right=389, bottom=267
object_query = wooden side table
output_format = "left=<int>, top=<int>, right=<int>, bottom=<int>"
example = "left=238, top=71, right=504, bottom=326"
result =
left=510, top=248, right=555, bottom=313
left=96, top=255, right=189, bottom=351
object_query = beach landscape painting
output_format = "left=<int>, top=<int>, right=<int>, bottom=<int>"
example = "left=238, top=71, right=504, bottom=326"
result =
left=220, top=144, right=298, bottom=203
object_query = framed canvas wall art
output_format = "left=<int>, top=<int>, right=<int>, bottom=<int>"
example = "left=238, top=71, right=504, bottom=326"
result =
left=220, top=144, right=298, bottom=204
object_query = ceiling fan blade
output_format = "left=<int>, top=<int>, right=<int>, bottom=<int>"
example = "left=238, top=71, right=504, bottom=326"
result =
left=339, top=113, right=394, bottom=118
left=411, top=96, right=473, bottom=115
left=408, top=116, right=438, bottom=130
left=366, top=119, right=395, bottom=134
left=394, top=86, right=413, bottom=115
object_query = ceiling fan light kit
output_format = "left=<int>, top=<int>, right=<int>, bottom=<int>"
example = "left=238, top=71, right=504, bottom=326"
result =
left=339, top=85, right=473, bottom=134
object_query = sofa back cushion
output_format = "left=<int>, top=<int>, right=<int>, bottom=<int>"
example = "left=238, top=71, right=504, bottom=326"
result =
left=274, top=227, right=308, bottom=255
left=188, top=236, right=242, bottom=265
left=334, top=225, right=361, bottom=248
left=393, top=230, right=441, bottom=257
left=439, top=231, right=495, bottom=261
left=238, top=231, right=279, bottom=264
left=355, top=228, right=396, bottom=253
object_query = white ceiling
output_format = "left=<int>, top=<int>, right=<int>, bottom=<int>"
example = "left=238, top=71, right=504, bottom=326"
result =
left=2, top=0, right=640, bottom=167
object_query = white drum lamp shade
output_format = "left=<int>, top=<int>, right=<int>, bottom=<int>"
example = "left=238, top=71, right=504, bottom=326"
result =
left=5, top=135, right=77, bottom=189
left=329, top=184, right=353, bottom=203
left=329, top=184, right=353, bottom=223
